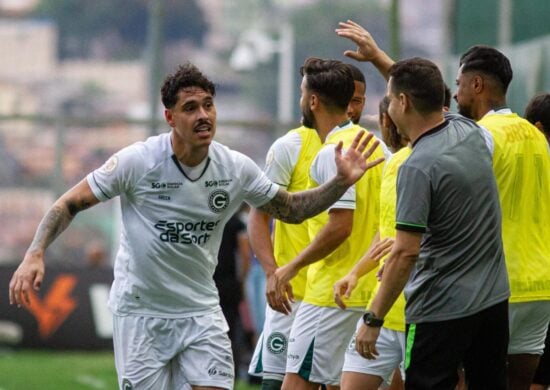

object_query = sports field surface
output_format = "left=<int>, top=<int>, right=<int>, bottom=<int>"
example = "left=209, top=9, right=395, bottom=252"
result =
left=0, top=349, right=260, bottom=390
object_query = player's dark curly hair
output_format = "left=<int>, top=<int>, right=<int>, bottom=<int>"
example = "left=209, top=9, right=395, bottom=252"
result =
left=524, top=93, right=550, bottom=135
left=300, top=57, right=354, bottom=111
left=161, top=63, right=216, bottom=109
left=459, top=45, right=513, bottom=94
left=388, top=57, right=445, bottom=114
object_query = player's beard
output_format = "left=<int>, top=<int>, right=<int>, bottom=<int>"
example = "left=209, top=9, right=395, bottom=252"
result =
left=457, top=103, right=474, bottom=120
left=301, top=106, right=316, bottom=129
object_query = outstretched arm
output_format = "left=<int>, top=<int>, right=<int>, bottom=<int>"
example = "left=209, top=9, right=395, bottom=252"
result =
left=274, top=208, right=353, bottom=295
left=355, top=229, right=421, bottom=360
left=9, top=179, right=100, bottom=306
left=247, top=207, right=294, bottom=314
left=333, top=233, right=394, bottom=309
left=336, top=20, right=395, bottom=80
left=257, top=131, right=384, bottom=223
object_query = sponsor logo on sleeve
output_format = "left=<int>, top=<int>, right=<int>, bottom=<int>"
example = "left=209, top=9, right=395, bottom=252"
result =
left=100, top=156, right=118, bottom=175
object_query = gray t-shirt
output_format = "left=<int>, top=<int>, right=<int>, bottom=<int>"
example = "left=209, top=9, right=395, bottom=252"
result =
left=396, top=116, right=510, bottom=323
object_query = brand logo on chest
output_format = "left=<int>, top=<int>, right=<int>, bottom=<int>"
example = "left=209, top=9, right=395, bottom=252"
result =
left=208, top=189, right=230, bottom=213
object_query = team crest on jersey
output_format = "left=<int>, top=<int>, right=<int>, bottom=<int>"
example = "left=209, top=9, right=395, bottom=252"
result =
left=208, top=189, right=230, bottom=213
left=267, top=332, right=287, bottom=354
left=100, top=155, right=118, bottom=175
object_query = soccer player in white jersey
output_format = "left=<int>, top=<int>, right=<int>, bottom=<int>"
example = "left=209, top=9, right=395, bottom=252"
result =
left=8, top=63, right=384, bottom=390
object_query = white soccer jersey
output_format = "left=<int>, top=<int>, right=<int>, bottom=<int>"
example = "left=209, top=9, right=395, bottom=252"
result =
left=264, top=131, right=302, bottom=187
left=87, top=133, right=279, bottom=318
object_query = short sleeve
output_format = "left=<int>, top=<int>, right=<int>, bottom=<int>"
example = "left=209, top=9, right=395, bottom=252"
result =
left=86, top=144, right=144, bottom=201
left=263, top=132, right=302, bottom=188
left=239, top=154, right=280, bottom=207
left=310, top=144, right=355, bottom=210
left=395, top=165, right=430, bottom=232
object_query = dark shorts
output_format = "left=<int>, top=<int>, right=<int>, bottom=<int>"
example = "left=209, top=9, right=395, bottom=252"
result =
left=405, top=300, right=508, bottom=390
left=533, top=323, right=550, bottom=385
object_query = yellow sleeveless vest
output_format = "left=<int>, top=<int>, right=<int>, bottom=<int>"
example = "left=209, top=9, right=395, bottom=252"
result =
left=479, top=112, right=550, bottom=302
left=273, top=126, right=322, bottom=300
left=304, top=124, right=384, bottom=307
left=370, top=147, right=411, bottom=331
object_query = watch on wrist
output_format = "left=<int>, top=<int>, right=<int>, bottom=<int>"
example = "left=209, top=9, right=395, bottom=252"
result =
left=363, top=310, right=384, bottom=327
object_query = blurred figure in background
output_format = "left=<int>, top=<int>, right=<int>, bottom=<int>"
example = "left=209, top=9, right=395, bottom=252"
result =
left=214, top=204, right=251, bottom=380
left=524, top=93, right=550, bottom=144
left=84, top=239, right=110, bottom=269
left=524, top=92, right=550, bottom=390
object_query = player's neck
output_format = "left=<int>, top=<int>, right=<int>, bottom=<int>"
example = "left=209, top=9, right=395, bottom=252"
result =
left=475, top=95, right=507, bottom=121
left=316, top=112, right=349, bottom=142
left=407, top=112, right=445, bottom=145
left=172, top=140, right=209, bottom=167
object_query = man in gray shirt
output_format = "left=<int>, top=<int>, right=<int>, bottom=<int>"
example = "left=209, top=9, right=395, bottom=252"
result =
left=355, top=57, right=509, bottom=389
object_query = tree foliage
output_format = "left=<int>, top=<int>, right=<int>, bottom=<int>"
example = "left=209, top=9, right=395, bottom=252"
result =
left=33, top=0, right=207, bottom=59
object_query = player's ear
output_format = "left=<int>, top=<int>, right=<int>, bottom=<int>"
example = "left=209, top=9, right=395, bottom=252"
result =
left=165, top=109, right=175, bottom=128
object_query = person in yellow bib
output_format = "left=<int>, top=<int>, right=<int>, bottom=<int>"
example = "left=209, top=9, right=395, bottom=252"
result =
left=271, top=57, right=388, bottom=390
left=247, top=64, right=368, bottom=390
left=334, top=96, right=409, bottom=390
left=455, top=46, right=550, bottom=390
left=523, top=92, right=550, bottom=390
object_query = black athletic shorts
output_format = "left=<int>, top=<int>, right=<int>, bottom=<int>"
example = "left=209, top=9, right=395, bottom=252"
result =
left=404, top=300, right=509, bottom=390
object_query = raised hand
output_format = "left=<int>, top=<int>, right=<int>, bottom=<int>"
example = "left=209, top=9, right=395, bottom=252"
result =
left=334, top=130, right=384, bottom=187
left=336, top=20, right=394, bottom=79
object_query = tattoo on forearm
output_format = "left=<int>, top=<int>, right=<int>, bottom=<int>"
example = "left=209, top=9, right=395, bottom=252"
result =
left=29, top=197, right=92, bottom=253
left=259, top=178, right=348, bottom=223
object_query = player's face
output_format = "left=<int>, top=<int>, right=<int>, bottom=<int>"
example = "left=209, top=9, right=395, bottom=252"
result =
left=386, top=78, right=404, bottom=134
left=347, top=80, right=366, bottom=124
left=165, top=87, right=217, bottom=149
left=454, top=65, right=476, bottom=119
left=300, top=76, right=316, bottom=129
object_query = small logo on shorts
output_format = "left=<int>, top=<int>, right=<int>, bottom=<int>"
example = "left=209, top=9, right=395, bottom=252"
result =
left=207, top=366, right=234, bottom=379
left=122, top=379, right=133, bottom=390
left=208, top=189, right=230, bottom=213
left=267, top=332, right=287, bottom=354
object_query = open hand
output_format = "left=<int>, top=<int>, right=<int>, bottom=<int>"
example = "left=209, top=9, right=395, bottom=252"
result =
left=334, top=130, right=384, bottom=186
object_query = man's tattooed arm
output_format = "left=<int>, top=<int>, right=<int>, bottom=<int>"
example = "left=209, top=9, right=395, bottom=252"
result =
left=257, top=178, right=349, bottom=224
left=28, top=179, right=100, bottom=255
left=258, top=130, right=384, bottom=222
left=9, top=179, right=100, bottom=306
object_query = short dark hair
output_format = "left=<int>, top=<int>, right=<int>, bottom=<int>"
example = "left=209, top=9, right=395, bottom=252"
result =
left=161, top=63, right=216, bottom=109
left=300, top=57, right=354, bottom=111
left=379, top=95, right=403, bottom=150
left=459, top=45, right=513, bottom=94
left=524, top=93, right=550, bottom=134
left=388, top=57, right=445, bottom=114
left=347, top=63, right=366, bottom=84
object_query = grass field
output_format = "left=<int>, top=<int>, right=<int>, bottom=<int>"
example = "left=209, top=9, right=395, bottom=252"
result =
left=0, top=349, right=261, bottom=390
